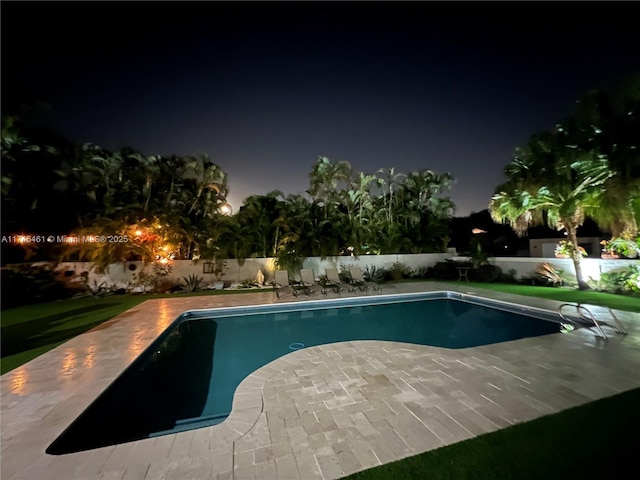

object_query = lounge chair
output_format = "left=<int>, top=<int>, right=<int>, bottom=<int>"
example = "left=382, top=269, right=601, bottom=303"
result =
left=324, top=267, right=352, bottom=293
left=349, top=266, right=382, bottom=293
left=299, top=268, right=320, bottom=296
left=273, top=270, right=299, bottom=299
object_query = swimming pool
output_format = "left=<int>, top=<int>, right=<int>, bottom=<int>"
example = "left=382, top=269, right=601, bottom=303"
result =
left=46, top=291, right=561, bottom=455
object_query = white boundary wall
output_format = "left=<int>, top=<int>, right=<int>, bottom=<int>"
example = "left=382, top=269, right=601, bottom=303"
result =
left=48, top=254, right=638, bottom=289
left=454, top=256, right=639, bottom=282
left=49, top=254, right=452, bottom=289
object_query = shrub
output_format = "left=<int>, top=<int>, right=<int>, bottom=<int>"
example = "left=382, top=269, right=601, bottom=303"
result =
left=595, top=266, right=640, bottom=295
left=128, top=262, right=175, bottom=293
left=473, top=264, right=502, bottom=283
left=273, top=244, right=304, bottom=275
left=362, top=265, right=386, bottom=283
left=468, top=237, right=493, bottom=268
left=155, top=278, right=183, bottom=293
left=84, top=279, right=109, bottom=296
left=534, top=263, right=564, bottom=286
left=338, top=264, right=352, bottom=282
left=425, top=261, right=461, bottom=280
left=388, top=261, right=409, bottom=281
left=497, top=268, right=519, bottom=284
left=601, top=236, right=640, bottom=259
left=182, top=274, right=203, bottom=292
left=128, top=270, right=156, bottom=293
left=238, top=278, right=257, bottom=288
left=555, top=240, right=587, bottom=258
left=409, top=265, right=430, bottom=279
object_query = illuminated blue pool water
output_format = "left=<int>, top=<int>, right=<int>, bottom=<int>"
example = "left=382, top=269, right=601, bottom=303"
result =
left=47, top=292, right=561, bottom=454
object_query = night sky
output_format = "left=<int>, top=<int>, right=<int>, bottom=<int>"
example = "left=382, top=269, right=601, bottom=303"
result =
left=3, top=1, right=638, bottom=216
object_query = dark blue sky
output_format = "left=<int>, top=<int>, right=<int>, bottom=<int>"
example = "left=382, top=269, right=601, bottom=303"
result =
left=3, top=1, right=638, bottom=215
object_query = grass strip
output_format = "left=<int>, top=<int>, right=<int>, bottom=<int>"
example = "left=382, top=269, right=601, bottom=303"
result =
left=344, top=388, right=640, bottom=480
left=439, top=281, right=640, bottom=312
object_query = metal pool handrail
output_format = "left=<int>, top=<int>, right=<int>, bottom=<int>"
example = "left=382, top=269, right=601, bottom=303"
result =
left=558, top=303, right=627, bottom=339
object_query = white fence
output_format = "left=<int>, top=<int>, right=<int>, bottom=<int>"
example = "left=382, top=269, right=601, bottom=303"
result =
left=47, top=254, right=639, bottom=290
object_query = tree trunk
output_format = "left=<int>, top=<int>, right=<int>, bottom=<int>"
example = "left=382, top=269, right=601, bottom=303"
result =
left=143, top=177, right=152, bottom=215
left=164, top=176, right=174, bottom=210
left=566, top=226, right=590, bottom=290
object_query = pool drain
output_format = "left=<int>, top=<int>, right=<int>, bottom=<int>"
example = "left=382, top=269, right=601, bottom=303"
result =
left=289, top=342, right=305, bottom=350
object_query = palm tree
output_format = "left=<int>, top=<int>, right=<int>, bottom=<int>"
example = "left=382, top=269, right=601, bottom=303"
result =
left=0, top=116, right=102, bottom=240
left=139, top=154, right=161, bottom=216
left=236, top=191, right=285, bottom=257
left=399, top=169, right=456, bottom=252
left=308, top=156, right=352, bottom=220
left=490, top=130, right=613, bottom=290
left=330, top=172, right=376, bottom=255
left=157, top=154, right=188, bottom=213
left=78, top=143, right=122, bottom=215
left=214, top=215, right=255, bottom=282
left=376, top=167, right=407, bottom=228
left=349, top=172, right=377, bottom=229
left=181, top=153, right=228, bottom=218
left=562, top=76, right=640, bottom=238
left=270, top=193, right=310, bottom=272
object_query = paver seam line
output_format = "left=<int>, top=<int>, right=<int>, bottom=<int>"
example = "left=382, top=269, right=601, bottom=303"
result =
left=434, top=404, right=475, bottom=438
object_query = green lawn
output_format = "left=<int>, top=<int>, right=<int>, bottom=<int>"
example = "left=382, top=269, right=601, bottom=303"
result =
left=344, top=387, right=640, bottom=480
left=439, top=281, right=640, bottom=313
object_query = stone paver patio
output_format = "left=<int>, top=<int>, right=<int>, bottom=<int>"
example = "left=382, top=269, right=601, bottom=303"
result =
left=2, top=282, right=639, bottom=479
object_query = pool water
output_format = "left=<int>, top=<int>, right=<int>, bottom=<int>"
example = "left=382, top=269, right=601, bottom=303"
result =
left=47, top=294, right=560, bottom=455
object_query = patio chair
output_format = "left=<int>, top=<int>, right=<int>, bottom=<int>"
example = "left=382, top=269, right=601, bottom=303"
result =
left=349, top=266, right=382, bottom=293
left=324, top=267, right=352, bottom=294
left=273, top=270, right=299, bottom=299
left=299, top=268, right=321, bottom=296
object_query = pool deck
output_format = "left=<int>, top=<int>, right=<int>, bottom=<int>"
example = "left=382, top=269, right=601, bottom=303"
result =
left=2, top=282, right=639, bottom=480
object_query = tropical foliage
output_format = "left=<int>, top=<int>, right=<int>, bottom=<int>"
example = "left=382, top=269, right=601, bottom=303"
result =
left=563, top=74, right=640, bottom=238
left=489, top=131, right=612, bottom=289
left=554, top=240, right=587, bottom=259
left=234, top=156, right=456, bottom=268
left=1, top=115, right=230, bottom=268
left=490, top=74, right=640, bottom=289
left=595, top=265, right=640, bottom=294
left=600, top=236, right=640, bottom=259
left=2, top=115, right=456, bottom=270
left=4, top=73, right=636, bottom=282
